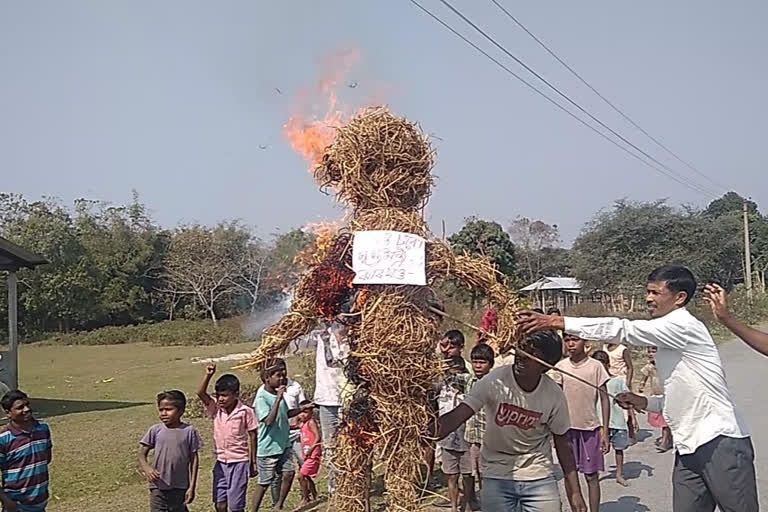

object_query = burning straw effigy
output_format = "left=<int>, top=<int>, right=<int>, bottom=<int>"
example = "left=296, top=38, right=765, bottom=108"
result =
left=237, top=107, right=521, bottom=511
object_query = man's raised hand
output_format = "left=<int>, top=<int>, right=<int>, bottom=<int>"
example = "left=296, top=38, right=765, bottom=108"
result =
left=703, top=283, right=730, bottom=323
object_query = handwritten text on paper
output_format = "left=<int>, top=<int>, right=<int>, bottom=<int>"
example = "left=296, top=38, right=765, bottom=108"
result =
left=352, top=230, right=426, bottom=285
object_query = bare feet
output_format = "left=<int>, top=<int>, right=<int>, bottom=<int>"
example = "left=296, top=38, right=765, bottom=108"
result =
left=616, top=476, right=630, bottom=487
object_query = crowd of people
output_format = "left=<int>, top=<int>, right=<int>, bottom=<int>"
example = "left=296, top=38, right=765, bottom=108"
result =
left=0, top=263, right=765, bottom=511
left=435, top=264, right=761, bottom=512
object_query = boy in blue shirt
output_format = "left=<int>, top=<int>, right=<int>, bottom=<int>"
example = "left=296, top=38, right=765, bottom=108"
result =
left=592, top=350, right=631, bottom=487
left=252, top=360, right=313, bottom=511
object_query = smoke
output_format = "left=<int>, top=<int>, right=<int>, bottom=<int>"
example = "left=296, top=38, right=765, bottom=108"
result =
left=244, top=294, right=293, bottom=339
left=243, top=293, right=319, bottom=354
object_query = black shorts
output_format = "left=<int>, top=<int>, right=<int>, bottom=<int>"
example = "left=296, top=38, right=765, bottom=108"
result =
left=150, top=488, right=188, bottom=512
left=672, top=435, right=758, bottom=512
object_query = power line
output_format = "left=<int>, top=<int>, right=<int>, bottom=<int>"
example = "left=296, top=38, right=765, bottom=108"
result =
left=415, top=0, right=720, bottom=198
left=405, top=0, right=716, bottom=196
left=434, top=0, right=720, bottom=197
left=488, top=0, right=729, bottom=192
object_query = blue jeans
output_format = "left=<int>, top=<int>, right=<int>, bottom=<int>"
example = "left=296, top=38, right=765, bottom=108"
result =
left=319, top=405, right=341, bottom=494
left=482, top=476, right=561, bottom=512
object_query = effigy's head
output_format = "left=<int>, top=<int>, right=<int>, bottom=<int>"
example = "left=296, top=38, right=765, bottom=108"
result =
left=312, top=107, right=435, bottom=211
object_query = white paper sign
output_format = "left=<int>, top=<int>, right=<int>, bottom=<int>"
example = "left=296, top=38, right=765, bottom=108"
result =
left=352, top=230, right=426, bottom=285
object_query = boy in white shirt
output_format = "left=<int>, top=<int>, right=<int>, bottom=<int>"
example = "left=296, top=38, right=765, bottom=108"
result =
left=435, top=330, right=587, bottom=512
left=437, top=356, right=472, bottom=512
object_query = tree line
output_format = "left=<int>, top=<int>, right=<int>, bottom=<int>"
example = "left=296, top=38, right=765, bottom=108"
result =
left=0, top=192, right=313, bottom=337
left=451, top=192, right=768, bottom=308
left=1, top=191, right=766, bottom=339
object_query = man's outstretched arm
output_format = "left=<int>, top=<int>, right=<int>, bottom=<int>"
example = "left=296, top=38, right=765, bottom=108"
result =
left=517, top=310, right=687, bottom=350
left=705, top=284, right=768, bottom=357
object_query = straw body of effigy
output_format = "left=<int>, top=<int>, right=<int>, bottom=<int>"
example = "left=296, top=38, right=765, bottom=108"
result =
left=239, top=107, right=522, bottom=511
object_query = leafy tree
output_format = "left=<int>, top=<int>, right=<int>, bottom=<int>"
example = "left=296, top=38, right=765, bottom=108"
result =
left=539, top=247, right=572, bottom=277
left=73, top=195, right=159, bottom=325
left=704, top=191, right=758, bottom=218
left=704, top=192, right=768, bottom=291
left=264, top=229, right=316, bottom=293
left=230, top=238, right=269, bottom=313
left=571, top=200, right=746, bottom=298
left=161, top=224, right=240, bottom=325
left=448, top=217, right=517, bottom=284
left=0, top=195, right=98, bottom=332
left=508, top=217, right=561, bottom=283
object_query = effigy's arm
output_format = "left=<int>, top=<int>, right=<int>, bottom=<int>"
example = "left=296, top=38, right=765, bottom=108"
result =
left=426, top=242, right=521, bottom=355
left=232, top=280, right=320, bottom=370
left=233, top=236, right=356, bottom=371
left=233, top=309, right=318, bottom=370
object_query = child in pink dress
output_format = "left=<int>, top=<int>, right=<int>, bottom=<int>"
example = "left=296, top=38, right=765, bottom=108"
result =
left=298, top=400, right=321, bottom=505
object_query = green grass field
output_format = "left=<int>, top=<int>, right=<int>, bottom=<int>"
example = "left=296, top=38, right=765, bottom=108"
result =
left=19, top=342, right=332, bottom=512
left=17, top=338, right=667, bottom=511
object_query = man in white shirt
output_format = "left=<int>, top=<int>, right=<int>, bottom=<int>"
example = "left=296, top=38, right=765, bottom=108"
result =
left=313, top=321, right=348, bottom=496
left=517, top=264, right=758, bottom=512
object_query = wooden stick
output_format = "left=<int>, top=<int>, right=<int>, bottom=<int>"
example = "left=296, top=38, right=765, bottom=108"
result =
left=233, top=306, right=626, bottom=401
left=428, top=306, right=621, bottom=401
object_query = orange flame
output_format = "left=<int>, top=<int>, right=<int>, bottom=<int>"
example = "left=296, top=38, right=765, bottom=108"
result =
left=308, top=221, right=340, bottom=263
left=355, top=287, right=369, bottom=307
left=283, top=100, right=343, bottom=168
left=283, top=49, right=360, bottom=169
left=293, top=221, right=341, bottom=266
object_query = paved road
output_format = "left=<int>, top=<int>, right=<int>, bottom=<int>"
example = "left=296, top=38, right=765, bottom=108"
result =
left=566, top=337, right=767, bottom=511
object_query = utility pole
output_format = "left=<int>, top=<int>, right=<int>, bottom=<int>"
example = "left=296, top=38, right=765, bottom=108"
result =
left=744, top=200, right=753, bottom=300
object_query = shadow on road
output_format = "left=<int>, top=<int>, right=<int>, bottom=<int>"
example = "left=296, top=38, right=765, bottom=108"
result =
left=600, top=496, right=651, bottom=511
left=30, top=397, right=149, bottom=418
left=635, top=428, right=653, bottom=443
left=601, top=461, right=655, bottom=482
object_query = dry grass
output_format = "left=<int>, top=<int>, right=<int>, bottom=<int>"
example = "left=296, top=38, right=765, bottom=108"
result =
left=313, top=107, right=435, bottom=212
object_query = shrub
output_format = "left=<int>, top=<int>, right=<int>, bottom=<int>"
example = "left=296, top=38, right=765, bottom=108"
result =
left=37, top=317, right=250, bottom=347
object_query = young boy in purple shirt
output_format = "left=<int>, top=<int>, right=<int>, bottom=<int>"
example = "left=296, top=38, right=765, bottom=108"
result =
left=139, top=390, right=201, bottom=512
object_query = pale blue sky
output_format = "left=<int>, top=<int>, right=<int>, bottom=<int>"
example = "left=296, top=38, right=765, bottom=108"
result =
left=2, top=1, right=766, bottom=243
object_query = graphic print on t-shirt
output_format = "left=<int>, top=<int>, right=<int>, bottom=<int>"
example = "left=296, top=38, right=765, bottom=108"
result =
left=494, top=402, right=543, bottom=429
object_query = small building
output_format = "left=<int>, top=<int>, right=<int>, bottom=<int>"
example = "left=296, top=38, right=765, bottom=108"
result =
left=520, top=276, right=582, bottom=311
left=1, top=237, right=48, bottom=390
